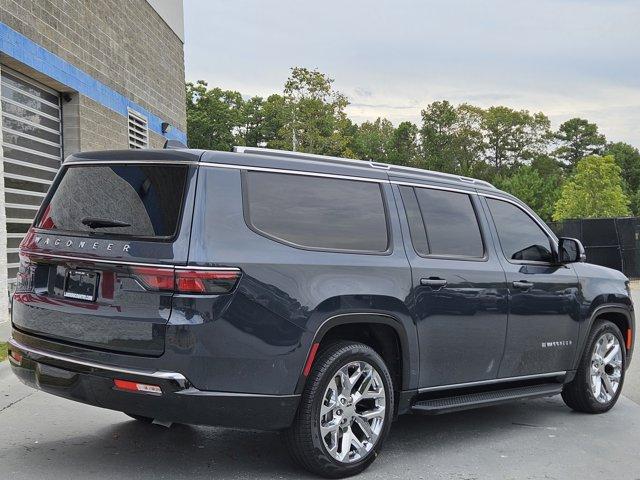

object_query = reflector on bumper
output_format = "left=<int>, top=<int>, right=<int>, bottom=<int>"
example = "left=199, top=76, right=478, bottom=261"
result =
left=8, top=349, right=22, bottom=366
left=114, top=379, right=162, bottom=395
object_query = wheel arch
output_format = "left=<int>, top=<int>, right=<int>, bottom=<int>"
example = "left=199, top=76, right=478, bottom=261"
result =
left=295, top=312, right=419, bottom=396
left=576, top=304, right=634, bottom=369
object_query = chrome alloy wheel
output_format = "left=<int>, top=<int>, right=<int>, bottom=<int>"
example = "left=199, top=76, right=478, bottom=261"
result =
left=319, top=361, right=386, bottom=463
left=590, top=332, right=623, bottom=403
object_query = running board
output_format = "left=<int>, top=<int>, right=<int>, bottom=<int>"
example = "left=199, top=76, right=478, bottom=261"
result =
left=411, top=383, right=563, bottom=415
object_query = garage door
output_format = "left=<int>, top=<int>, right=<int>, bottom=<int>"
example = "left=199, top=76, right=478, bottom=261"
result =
left=1, top=66, right=62, bottom=284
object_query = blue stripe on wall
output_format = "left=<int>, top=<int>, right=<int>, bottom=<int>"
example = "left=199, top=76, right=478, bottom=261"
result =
left=0, top=21, right=187, bottom=145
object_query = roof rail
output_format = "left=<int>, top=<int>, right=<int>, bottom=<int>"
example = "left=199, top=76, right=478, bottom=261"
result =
left=233, top=146, right=372, bottom=168
left=232, top=146, right=495, bottom=189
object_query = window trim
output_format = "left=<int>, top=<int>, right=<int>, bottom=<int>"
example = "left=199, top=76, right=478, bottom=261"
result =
left=483, top=195, right=557, bottom=266
left=241, top=170, right=393, bottom=255
left=399, top=184, right=489, bottom=262
left=31, top=163, right=192, bottom=243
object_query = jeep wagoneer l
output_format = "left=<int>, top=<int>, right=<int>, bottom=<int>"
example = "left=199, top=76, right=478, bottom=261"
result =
left=8, top=146, right=634, bottom=477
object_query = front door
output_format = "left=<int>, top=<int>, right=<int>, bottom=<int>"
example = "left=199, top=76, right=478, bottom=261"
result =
left=483, top=196, right=580, bottom=378
left=395, top=181, right=509, bottom=388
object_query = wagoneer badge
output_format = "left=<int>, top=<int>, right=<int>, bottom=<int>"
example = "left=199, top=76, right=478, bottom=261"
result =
left=34, top=236, right=130, bottom=253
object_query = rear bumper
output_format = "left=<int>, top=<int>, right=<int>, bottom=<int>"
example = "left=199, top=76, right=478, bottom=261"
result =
left=7, top=338, right=299, bottom=431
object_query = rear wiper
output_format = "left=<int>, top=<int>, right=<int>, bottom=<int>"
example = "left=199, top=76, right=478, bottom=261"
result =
left=81, top=217, right=131, bottom=229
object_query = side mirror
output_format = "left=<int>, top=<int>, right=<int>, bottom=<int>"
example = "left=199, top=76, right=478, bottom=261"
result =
left=558, top=237, right=586, bottom=263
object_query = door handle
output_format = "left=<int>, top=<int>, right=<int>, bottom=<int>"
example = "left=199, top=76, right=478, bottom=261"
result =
left=420, top=277, right=448, bottom=289
left=513, top=280, right=534, bottom=290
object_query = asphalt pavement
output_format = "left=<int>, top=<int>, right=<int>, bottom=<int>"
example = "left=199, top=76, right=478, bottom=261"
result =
left=1, top=291, right=640, bottom=479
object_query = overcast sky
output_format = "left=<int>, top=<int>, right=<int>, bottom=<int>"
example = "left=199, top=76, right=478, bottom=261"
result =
left=184, top=0, right=640, bottom=147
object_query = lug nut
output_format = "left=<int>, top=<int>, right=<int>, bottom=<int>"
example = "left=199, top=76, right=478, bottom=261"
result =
left=336, top=409, right=342, bottom=416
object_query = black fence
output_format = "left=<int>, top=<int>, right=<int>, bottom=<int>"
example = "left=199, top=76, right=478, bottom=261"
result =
left=549, top=217, right=640, bottom=278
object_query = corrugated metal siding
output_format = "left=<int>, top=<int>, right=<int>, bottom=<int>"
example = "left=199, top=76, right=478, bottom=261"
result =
left=1, top=66, right=61, bottom=283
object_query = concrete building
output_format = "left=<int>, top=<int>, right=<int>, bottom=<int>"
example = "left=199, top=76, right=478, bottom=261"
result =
left=0, top=0, right=187, bottom=311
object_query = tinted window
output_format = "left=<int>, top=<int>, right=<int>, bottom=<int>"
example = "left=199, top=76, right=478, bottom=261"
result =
left=399, top=187, right=429, bottom=255
left=487, top=198, right=553, bottom=262
left=37, top=164, right=188, bottom=239
left=401, top=186, right=484, bottom=258
left=245, top=172, right=388, bottom=252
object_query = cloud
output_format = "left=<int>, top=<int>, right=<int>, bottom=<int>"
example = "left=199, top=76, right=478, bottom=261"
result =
left=184, top=0, right=640, bottom=146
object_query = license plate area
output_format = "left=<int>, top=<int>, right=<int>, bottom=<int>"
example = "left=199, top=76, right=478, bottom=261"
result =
left=64, top=269, right=99, bottom=301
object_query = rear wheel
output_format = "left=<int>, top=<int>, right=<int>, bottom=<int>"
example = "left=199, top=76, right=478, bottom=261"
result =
left=562, top=320, right=626, bottom=413
left=285, top=341, right=394, bottom=478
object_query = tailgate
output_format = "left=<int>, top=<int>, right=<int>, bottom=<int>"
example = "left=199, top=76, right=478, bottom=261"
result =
left=12, top=157, right=198, bottom=356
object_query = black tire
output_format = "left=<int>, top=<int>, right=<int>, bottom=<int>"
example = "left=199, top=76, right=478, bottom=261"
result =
left=285, top=341, right=394, bottom=478
left=125, top=413, right=154, bottom=423
left=562, top=320, right=626, bottom=413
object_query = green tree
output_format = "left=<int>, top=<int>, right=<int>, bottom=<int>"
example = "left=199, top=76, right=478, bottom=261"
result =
left=236, top=96, right=266, bottom=147
left=530, top=154, right=564, bottom=179
left=604, top=142, right=640, bottom=213
left=349, top=119, right=419, bottom=165
left=260, top=94, right=288, bottom=149
left=419, top=100, right=460, bottom=172
left=495, top=165, right=561, bottom=222
left=281, top=67, right=352, bottom=156
left=388, top=121, right=419, bottom=165
left=185, top=81, right=245, bottom=151
left=553, top=155, right=630, bottom=220
left=554, top=118, right=606, bottom=166
left=480, top=107, right=551, bottom=172
left=351, top=117, right=395, bottom=162
left=419, top=101, right=483, bottom=175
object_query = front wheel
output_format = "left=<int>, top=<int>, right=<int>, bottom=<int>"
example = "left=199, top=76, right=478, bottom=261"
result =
left=562, top=320, right=626, bottom=413
left=285, top=341, right=394, bottom=478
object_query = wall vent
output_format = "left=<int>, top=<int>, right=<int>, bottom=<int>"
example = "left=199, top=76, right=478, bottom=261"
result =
left=128, top=109, right=149, bottom=149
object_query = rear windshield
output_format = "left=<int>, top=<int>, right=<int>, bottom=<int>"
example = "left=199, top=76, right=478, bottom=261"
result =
left=36, top=164, right=189, bottom=239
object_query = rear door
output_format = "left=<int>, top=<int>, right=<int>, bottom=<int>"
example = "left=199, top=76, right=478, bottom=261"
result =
left=13, top=156, right=198, bottom=356
left=393, top=179, right=509, bottom=388
left=482, top=195, right=580, bottom=377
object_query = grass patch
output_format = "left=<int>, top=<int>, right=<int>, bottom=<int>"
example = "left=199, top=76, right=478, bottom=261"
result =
left=0, top=342, right=7, bottom=362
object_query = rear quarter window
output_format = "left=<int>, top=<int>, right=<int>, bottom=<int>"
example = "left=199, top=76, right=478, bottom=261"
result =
left=36, top=164, right=189, bottom=240
left=244, top=171, right=389, bottom=253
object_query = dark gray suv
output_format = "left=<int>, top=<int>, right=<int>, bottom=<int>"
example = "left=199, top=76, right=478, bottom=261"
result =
left=8, top=146, right=635, bottom=477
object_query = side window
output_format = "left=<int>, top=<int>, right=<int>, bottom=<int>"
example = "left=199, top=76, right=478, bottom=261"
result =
left=487, top=198, right=553, bottom=262
left=399, top=187, right=429, bottom=255
left=400, top=185, right=484, bottom=258
left=245, top=171, right=389, bottom=252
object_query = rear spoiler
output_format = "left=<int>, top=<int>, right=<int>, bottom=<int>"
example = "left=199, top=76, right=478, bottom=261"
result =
left=64, top=148, right=204, bottom=165
left=163, top=139, right=188, bottom=149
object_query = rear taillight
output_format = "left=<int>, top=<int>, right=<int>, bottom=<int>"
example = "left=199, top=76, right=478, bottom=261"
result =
left=131, top=267, right=175, bottom=290
left=131, top=267, right=241, bottom=294
left=175, top=269, right=241, bottom=294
